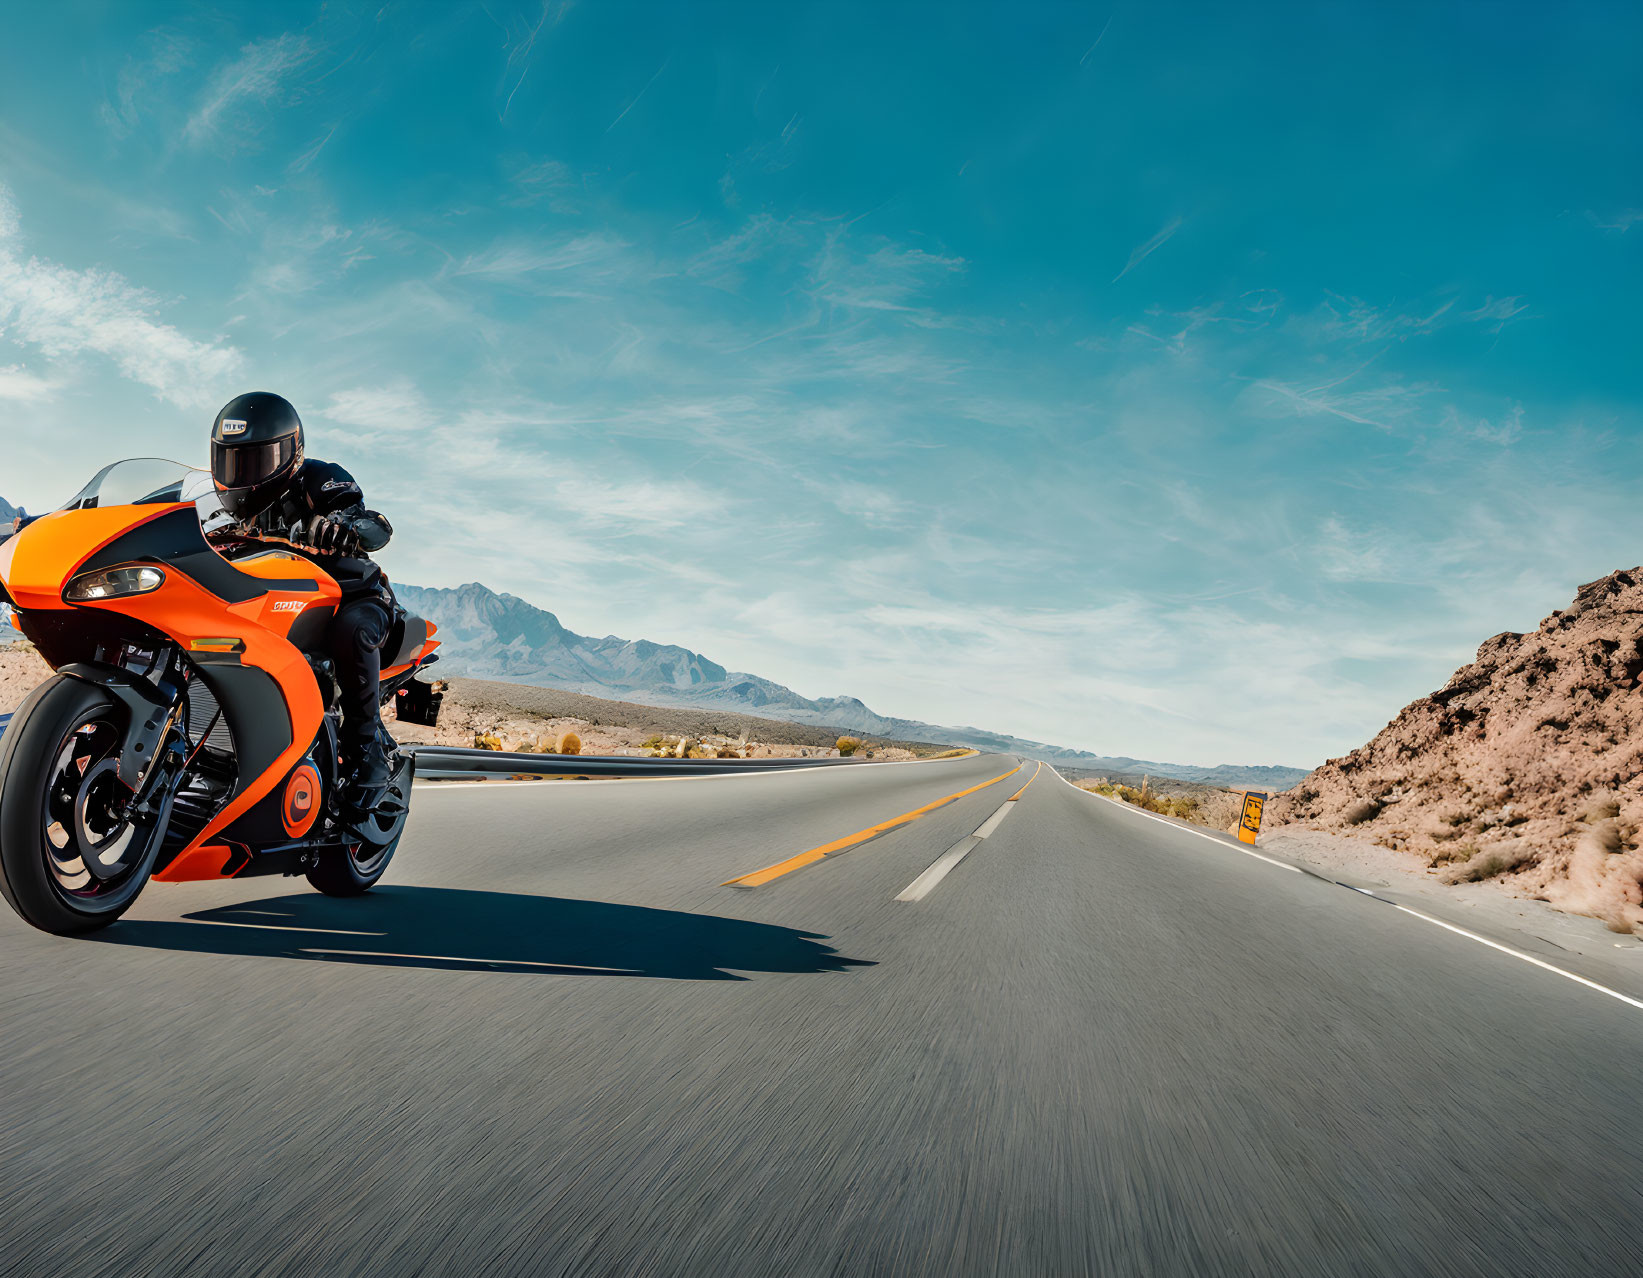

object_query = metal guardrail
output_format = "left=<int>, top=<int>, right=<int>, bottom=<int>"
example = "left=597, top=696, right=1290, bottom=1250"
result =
left=0, top=717, right=871, bottom=779
left=406, top=745, right=867, bottom=781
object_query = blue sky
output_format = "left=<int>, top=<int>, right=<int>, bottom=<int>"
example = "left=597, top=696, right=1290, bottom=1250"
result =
left=0, top=1, right=1639, bottom=766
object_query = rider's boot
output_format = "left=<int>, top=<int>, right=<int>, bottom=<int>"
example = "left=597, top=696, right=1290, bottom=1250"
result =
left=342, top=734, right=393, bottom=817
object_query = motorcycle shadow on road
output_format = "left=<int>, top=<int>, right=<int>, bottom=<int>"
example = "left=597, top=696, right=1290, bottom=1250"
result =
left=89, top=886, right=875, bottom=981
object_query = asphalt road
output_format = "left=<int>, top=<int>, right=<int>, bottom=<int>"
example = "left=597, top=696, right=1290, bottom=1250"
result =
left=5, top=752, right=1643, bottom=1277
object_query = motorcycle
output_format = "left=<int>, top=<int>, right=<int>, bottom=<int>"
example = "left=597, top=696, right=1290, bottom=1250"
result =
left=0, top=458, right=441, bottom=934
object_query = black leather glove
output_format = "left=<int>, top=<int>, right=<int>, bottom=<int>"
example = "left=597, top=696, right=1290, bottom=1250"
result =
left=294, top=515, right=360, bottom=556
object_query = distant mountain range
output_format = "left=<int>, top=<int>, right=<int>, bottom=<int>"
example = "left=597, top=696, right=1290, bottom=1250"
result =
left=394, top=581, right=1309, bottom=788
left=0, top=489, right=1306, bottom=787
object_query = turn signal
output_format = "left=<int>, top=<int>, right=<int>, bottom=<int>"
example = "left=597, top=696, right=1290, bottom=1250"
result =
left=64, top=565, right=165, bottom=602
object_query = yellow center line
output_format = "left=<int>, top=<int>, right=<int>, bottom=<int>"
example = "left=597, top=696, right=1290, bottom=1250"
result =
left=724, top=761, right=1026, bottom=887
left=1008, top=760, right=1043, bottom=801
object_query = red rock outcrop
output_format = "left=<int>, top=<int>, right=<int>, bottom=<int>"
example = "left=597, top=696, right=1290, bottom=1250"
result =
left=1273, top=569, right=1643, bottom=931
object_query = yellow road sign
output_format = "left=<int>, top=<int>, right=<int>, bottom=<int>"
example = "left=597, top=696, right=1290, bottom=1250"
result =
left=1238, top=792, right=1267, bottom=845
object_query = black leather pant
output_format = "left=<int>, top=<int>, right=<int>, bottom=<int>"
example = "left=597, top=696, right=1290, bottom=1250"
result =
left=329, top=597, right=394, bottom=751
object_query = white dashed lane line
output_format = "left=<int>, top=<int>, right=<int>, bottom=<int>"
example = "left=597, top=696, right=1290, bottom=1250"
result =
left=896, top=799, right=1019, bottom=902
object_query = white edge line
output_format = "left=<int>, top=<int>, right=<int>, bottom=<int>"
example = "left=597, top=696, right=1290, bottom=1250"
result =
left=1391, top=904, right=1643, bottom=1013
left=1053, top=768, right=1301, bottom=873
left=1053, top=769, right=1643, bottom=1015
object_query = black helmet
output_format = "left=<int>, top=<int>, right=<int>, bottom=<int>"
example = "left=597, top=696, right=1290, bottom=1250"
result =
left=210, top=391, right=304, bottom=519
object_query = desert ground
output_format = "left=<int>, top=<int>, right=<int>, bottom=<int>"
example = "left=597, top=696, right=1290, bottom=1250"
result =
left=0, top=646, right=922, bottom=761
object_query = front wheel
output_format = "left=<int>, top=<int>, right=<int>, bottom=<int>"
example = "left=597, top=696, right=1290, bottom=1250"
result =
left=0, top=677, right=165, bottom=934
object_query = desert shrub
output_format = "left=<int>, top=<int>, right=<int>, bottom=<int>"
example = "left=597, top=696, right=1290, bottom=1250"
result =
left=1428, top=843, right=1473, bottom=868
left=1584, top=818, right=1624, bottom=855
left=556, top=731, right=582, bottom=756
left=1440, top=841, right=1535, bottom=884
left=1584, top=793, right=1621, bottom=824
left=473, top=731, right=503, bottom=751
left=640, top=735, right=666, bottom=750
left=1342, top=798, right=1383, bottom=825
left=836, top=736, right=863, bottom=757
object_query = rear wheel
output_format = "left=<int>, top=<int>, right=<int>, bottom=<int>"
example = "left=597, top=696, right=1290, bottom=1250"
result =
left=305, top=832, right=403, bottom=896
left=305, top=759, right=411, bottom=897
left=0, top=677, right=165, bottom=934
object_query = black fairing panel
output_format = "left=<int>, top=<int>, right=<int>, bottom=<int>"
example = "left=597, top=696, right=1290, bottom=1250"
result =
left=77, top=506, right=270, bottom=604
left=16, top=608, right=171, bottom=669
left=286, top=603, right=337, bottom=654
left=190, top=656, right=292, bottom=812
left=218, top=711, right=337, bottom=849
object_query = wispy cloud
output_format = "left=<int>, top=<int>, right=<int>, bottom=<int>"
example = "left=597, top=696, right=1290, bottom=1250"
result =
left=185, top=33, right=315, bottom=149
left=324, top=382, right=438, bottom=437
left=1079, top=14, right=1114, bottom=65
left=1113, top=216, right=1182, bottom=282
left=1591, top=209, right=1643, bottom=232
left=497, top=0, right=573, bottom=119
left=101, top=29, right=193, bottom=138
left=0, top=187, right=240, bottom=406
left=811, top=232, right=965, bottom=315
left=605, top=56, right=671, bottom=134
left=1441, top=401, right=1524, bottom=446
left=0, top=364, right=58, bottom=403
left=1245, top=362, right=1437, bottom=430
left=446, top=232, right=631, bottom=285
left=1465, top=294, right=1529, bottom=333
left=506, top=158, right=579, bottom=211
left=288, top=124, right=337, bottom=174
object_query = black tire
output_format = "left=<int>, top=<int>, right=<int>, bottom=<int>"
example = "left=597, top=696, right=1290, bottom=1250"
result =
left=0, top=676, right=163, bottom=934
left=305, top=756, right=412, bottom=897
left=305, top=832, right=402, bottom=896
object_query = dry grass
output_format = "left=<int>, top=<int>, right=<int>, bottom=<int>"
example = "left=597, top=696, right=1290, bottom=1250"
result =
left=1439, top=840, right=1535, bottom=884
left=1342, top=798, right=1383, bottom=825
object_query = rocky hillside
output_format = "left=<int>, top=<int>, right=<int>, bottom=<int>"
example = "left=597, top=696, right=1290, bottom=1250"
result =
left=1274, top=568, right=1643, bottom=933
left=393, top=582, right=729, bottom=691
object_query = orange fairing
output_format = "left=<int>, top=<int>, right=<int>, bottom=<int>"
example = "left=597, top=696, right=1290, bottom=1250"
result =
left=132, top=567, right=325, bottom=879
left=281, top=764, right=322, bottom=837
left=156, top=843, right=236, bottom=882
left=0, top=504, right=179, bottom=609
left=224, top=549, right=342, bottom=641
left=0, top=502, right=334, bottom=882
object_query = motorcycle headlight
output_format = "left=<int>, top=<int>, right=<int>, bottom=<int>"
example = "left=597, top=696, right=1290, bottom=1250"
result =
left=64, top=565, right=166, bottom=602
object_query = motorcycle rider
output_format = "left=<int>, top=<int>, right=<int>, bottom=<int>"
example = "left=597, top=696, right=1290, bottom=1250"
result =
left=206, top=391, right=398, bottom=813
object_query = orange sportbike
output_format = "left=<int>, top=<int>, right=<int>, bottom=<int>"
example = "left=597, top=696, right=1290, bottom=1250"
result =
left=0, top=459, right=441, bottom=934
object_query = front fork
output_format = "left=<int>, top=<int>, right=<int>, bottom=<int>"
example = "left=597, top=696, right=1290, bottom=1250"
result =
left=57, top=660, right=191, bottom=853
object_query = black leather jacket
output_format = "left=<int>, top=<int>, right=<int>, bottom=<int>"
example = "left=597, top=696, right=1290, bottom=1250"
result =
left=213, top=459, right=396, bottom=605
